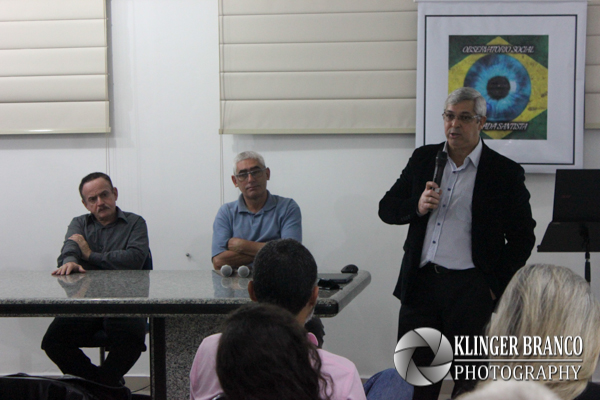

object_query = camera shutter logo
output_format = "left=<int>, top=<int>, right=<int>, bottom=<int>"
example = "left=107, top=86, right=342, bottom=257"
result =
left=394, top=328, right=453, bottom=386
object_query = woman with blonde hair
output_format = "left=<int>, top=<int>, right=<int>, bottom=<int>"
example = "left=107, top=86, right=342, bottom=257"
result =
left=484, top=264, right=600, bottom=400
left=460, top=380, right=560, bottom=400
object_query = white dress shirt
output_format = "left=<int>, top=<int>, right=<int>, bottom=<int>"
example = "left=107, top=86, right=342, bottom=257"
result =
left=420, top=139, right=483, bottom=270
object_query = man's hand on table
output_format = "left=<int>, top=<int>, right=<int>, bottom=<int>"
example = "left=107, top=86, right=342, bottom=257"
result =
left=52, top=262, right=86, bottom=275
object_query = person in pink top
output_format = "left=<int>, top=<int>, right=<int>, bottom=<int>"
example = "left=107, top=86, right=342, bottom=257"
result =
left=217, top=302, right=351, bottom=400
left=189, top=239, right=366, bottom=400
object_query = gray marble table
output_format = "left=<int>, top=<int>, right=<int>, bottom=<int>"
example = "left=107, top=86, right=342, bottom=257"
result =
left=0, top=269, right=371, bottom=400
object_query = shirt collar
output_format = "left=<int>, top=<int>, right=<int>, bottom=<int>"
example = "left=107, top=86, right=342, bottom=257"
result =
left=237, top=191, right=275, bottom=214
left=307, top=332, right=318, bottom=346
left=443, top=139, right=483, bottom=169
left=115, top=207, right=127, bottom=221
left=468, top=139, right=483, bottom=168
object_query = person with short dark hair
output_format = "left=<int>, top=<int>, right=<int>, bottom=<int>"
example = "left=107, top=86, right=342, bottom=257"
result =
left=190, top=239, right=366, bottom=400
left=251, top=237, right=318, bottom=315
left=53, top=172, right=149, bottom=274
left=41, top=172, right=150, bottom=387
left=78, top=172, right=113, bottom=200
left=217, top=303, right=331, bottom=400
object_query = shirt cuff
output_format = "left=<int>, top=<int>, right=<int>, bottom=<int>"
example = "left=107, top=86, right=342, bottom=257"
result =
left=416, top=208, right=428, bottom=217
left=62, top=256, right=79, bottom=265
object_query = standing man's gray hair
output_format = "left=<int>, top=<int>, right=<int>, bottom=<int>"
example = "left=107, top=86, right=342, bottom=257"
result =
left=233, top=151, right=266, bottom=175
left=445, top=87, right=487, bottom=117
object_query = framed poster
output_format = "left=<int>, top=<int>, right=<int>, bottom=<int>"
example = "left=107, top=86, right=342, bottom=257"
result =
left=415, top=1, right=587, bottom=173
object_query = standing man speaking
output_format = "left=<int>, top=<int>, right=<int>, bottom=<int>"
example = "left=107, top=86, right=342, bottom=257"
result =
left=379, top=87, right=536, bottom=399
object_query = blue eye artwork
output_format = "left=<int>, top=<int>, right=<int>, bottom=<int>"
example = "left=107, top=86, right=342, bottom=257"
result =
left=464, top=54, right=531, bottom=122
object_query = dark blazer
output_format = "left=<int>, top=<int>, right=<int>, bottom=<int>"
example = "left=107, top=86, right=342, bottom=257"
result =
left=379, top=141, right=536, bottom=304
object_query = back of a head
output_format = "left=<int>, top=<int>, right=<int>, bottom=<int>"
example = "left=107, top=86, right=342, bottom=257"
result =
left=216, top=303, right=321, bottom=400
left=487, top=264, right=600, bottom=399
left=252, top=239, right=318, bottom=315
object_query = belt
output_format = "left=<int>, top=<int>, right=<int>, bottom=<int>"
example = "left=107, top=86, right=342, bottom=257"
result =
left=423, top=262, right=452, bottom=274
left=422, top=262, right=476, bottom=274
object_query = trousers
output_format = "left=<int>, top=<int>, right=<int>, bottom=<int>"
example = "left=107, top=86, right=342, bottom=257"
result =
left=397, top=265, right=494, bottom=400
left=42, top=317, right=147, bottom=387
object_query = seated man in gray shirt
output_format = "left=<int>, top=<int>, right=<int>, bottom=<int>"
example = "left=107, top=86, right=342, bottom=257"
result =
left=42, top=172, right=150, bottom=387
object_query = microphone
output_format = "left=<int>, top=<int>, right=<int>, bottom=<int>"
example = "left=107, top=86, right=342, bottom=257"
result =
left=221, top=265, right=233, bottom=277
left=238, top=265, right=250, bottom=278
left=433, top=151, right=448, bottom=191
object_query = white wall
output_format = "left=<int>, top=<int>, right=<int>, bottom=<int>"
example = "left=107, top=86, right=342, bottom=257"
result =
left=0, top=0, right=221, bottom=377
left=0, top=0, right=599, bottom=381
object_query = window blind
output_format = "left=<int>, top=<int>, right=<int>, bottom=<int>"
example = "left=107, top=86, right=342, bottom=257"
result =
left=220, top=0, right=600, bottom=134
left=586, top=1, right=600, bottom=129
left=0, top=0, right=109, bottom=135
left=219, top=0, right=418, bottom=135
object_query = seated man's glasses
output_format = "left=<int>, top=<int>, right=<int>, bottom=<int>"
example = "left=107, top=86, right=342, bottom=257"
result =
left=442, top=113, right=480, bottom=123
left=235, top=167, right=266, bottom=181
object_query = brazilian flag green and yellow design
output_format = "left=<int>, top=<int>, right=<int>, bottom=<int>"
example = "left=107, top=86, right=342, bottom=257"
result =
left=449, top=35, right=548, bottom=140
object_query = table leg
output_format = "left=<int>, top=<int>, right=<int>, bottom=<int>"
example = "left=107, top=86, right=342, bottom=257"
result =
left=151, top=315, right=228, bottom=400
left=150, top=317, right=166, bottom=400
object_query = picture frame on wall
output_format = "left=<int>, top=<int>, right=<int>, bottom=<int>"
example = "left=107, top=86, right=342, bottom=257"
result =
left=415, top=0, right=587, bottom=173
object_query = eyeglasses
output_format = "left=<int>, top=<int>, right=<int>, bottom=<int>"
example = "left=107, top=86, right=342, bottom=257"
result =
left=235, top=167, right=266, bottom=181
left=442, top=113, right=480, bottom=123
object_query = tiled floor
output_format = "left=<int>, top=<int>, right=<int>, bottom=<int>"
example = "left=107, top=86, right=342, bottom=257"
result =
left=125, top=376, right=151, bottom=396
left=439, top=379, right=454, bottom=399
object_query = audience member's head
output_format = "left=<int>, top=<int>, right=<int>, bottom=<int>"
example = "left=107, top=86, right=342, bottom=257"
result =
left=216, top=303, right=331, bottom=400
left=459, top=380, right=560, bottom=400
left=250, top=239, right=318, bottom=318
left=485, top=264, right=600, bottom=400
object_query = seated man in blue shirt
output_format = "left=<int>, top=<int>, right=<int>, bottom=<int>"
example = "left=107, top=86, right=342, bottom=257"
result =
left=42, top=172, right=149, bottom=387
left=212, top=151, right=324, bottom=345
left=212, top=151, right=302, bottom=271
